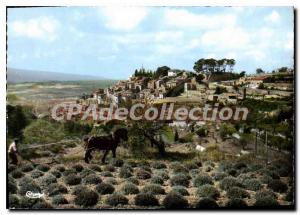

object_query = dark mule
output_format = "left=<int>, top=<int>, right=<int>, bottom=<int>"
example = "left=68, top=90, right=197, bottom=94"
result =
left=83, top=128, right=128, bottom=164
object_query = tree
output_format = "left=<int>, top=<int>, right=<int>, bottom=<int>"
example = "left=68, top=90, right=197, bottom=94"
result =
left=220, top=123, right=236, bottom=139
left=128, top=121, right=166, bottom=156
left=154, top=66, right=170, bottom=78
left=193, top=58, right=206, bottom=73
left=278, top=67, right=288, bottom=73
left=256, top=68, right=264, bottom=74
left=206, top=58, right=217, bottom=73
left=195, top=74, right=205, bottom=83
left=7, top=105, right=35, bottom=139
left=239, top=71, right=246, bottom=77
left=227, top=59, right=235, bottom=72
left=258, top=83, right=265, bottom=89
left=217, top=59, right=226, bottom=72
left=194, top=58, right=236, bottom=74
left=23, top=119, right=64, bottom=144
left=215, top=86, right=227, bottom=94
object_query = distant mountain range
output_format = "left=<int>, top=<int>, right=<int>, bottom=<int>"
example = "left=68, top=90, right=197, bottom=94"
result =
left=7, top=68, right=107, bottom=83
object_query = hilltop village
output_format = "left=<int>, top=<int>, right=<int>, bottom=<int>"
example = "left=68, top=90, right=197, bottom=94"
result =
left=79, top=64, right=293, bottom=112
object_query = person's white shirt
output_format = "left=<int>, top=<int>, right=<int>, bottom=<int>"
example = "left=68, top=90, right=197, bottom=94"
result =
left=8, top=141, right=17, bottom=153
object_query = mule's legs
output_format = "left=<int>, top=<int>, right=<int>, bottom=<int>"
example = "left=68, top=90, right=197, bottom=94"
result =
left=102, top=150, right=109, bottom=164
left=112, top=148, right=116, bottom=158
left=85, top=149, right=92, bottom=163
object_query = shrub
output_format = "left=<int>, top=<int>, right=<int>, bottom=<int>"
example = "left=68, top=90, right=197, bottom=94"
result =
left=170, top=161, right=181, bottom=169
left=64, top=174, right=81, bottom=185
left=80, top=168, right=95, bottom=177
left=226, top=198, right=248, bottom=208
left=11, top=169, right=24, bottom=179
left=227, top=169, right=238, bottom=177
left=173, top=165, right=189, bottom=174
left=110, top=158, right=124, bottom=167
left=8, top=164, right=17, bottom=173
left=193, top=174, right=213, bottom=187
left=218, top=161, right=232, bottom=172
left=196, top=185, right=220, bottom=199
left=74, top=189, right=99, bottom=207
left=152, top=161, right=167, bottom=169
left=196, top=127, right=207, bottom=137
left=255, top=190, right=277, bottom=200
left=40, top=174, right=57, bottom=187
left=83, top=174, right=102, bottom=185
left=96, top=183, right=115, bottom=195
left=242, top=179, right=262, bottom=191
left=121, top=183, right=139, bottom=195
left=190, top=169, right=200, bottom=178
left=261, top=175, right=273, bottom=184
left=136, top=170, right=151, bottom=180
left=126, top=160, right=138, bottom=167
left=237, top=173, right=253, bottom=182
left=19, top=197, right=41, bottom=208
left=141, top=184, right=165, bottom=195
left=52, top=195, right=68, bottom=205
left=254, top=196, right=279, bottom=207
left=127, top=177, right=139, bottom=185
left=72, top=185, right=88, bottom=195
left=155, top=170, right=169, bottom=180
left=63, top=168, right=77, bottom=176
left=31, top=170, right=44, bottom=179
left=36, top=164, right=50, bottom=172
left=89, top=164, right=102, bottom=172
left=8, top=181, right=17, bottom=194
left=184, top=162, right=199, bottom=170
left=213, top=172, right=228, bottom=181
left=150, top=176, right=164, bottom=185
left=163, top=192, right=189, bottom=209
left=139, top=165, right=152, bottom=173
left=261, top=169, right=280, bottom=179
left=55, top=165, right=65, bottom=172
left=285, top=189, right=294, bottom=202
left=226, top=187, right=250, bottom=199
left=48, top=183, right=68, bottom=196
left=50, top=170, right=61, bottom=178
left=20, top=163, right=34, bottom=172
left=195, top=198, right=219, bottom=209
left=101, top=171, right=113, bottom=177
left=119, top=167, right=132, bottom=178
left=233, top=162, right=247, bottom=170
left=105, top=194, right=128, bottom=206
left=72, top=164, right=83, bottom=172
left=103, top=165, right=115, bottom=172
left=105, top=177, right=118, bottom=185
left=31, top=200, right=53, bottom=209
left=220, top=176, right=242, bottom=191
left=171, top=186, right=189, bottom=196
left=170, top=173, right=190, bottom=187
left=9, top=194, right=20, bottom=208
left=19, top=176, right=41, bottom=195
left=268, top=179, right=288, bottom=193
left=248, top=164, right=263, bottom=172
left=134, top=193, right=159, bottom=206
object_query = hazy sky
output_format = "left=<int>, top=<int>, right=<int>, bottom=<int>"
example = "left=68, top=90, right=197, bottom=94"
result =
left=7, top=6, right=294, bottom=79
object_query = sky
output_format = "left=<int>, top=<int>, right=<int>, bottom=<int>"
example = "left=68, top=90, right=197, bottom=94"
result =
left=7, top=6, right=294, bottom=79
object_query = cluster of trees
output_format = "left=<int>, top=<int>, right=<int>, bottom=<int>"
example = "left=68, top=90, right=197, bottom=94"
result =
left=134, top=66, right=172, bottom=79
left=257, top=67, right=293, bottom=74
left=134, top=68, right=154, bottom=78
left=193, top=58, right=236, bottom=74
